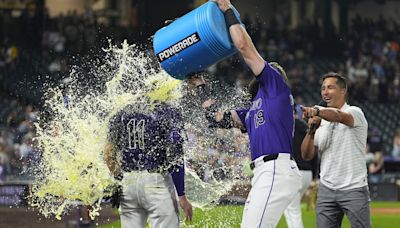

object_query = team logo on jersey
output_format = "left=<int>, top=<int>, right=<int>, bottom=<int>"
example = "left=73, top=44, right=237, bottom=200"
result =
left=246, top=98, right=263, bottom=120
left=127, top=119, right=146, bottom=149
left=250, top=98, right=263, bottom=111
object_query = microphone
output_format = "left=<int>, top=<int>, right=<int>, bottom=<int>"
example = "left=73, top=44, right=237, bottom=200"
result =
left=316, top=100, right=327, bottom=108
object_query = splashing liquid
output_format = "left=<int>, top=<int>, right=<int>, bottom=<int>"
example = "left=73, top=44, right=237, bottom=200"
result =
left=31, top=41, right=250, bottom=223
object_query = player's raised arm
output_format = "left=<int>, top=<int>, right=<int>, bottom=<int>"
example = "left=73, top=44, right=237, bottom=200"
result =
left=213, top=0, right=265, bottom=76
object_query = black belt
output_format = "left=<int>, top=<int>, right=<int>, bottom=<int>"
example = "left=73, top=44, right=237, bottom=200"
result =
left=250, top=153, right=293, bottom=170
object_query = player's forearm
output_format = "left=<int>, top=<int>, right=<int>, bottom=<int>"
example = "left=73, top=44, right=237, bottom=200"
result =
left=230, top=110, right=245, bottom=130
left=229, top=24, right=249, bottom=53
left=301, top=134, right=316, bottom=161
left=229, top=25, right=264, bottom=75
left=191, top=76, right=242, bottom=129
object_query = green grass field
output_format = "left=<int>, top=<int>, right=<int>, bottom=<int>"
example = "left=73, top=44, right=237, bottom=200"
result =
left=100, top=202, right=400, bottom=228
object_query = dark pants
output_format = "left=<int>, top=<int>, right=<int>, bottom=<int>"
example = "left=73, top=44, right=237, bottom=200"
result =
left=316, top=183, right=371, bottom=228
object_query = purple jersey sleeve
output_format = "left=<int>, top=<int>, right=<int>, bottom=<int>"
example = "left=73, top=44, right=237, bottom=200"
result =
left=257, top=61, right=289, bottom=97
left=171, top=164, right=185, bottom=196
left=235, top=108, right=249, bottom=127
left=163, top=106, right=185, bottom=196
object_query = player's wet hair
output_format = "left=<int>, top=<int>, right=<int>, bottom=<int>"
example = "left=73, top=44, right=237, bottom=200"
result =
left=146, top=75, right=182, bottom=103
left=248, top=62, right=288, bottom=99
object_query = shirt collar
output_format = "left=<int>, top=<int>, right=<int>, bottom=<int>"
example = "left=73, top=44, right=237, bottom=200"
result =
left=339, top=102, right=349, bottom=110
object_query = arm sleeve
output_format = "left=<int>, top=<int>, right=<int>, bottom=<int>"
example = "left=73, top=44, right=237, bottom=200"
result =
left=235, top=108, right=249, bottom=127
left=257, top=61, right=289, bottom=97
left=171, top=164, right=185, bottom=196
left=165, top=107, right=185, bottom=196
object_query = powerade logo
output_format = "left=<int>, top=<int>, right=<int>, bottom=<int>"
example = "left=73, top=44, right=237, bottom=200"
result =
left=157, top=32, right=200, bottom=62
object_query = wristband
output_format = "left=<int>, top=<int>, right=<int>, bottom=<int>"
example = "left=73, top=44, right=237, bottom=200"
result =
left=224, top=8, right=240, bottom=28
left=218, top=111, right=233, bottom=129
left=196, top=84, right=210, bottom=103
left=313, top=106, right=320, bottom=117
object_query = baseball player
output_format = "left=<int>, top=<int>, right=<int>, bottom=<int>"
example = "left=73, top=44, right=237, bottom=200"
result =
left=191, top=1, right=301, bottom=227
left=104, top=99, right=192, bottom=227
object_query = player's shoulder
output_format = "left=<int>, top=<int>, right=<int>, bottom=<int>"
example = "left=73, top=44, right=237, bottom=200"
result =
left=155, top=103, right=182, bottom=122
left=257, top=61, right=275, bottom=79
left=257, top=61, right=290, bottom=94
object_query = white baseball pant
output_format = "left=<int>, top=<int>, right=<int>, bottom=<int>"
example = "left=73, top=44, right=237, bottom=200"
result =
left=284, top=170, right=313, bottom=228
left=241, top=153, right=301, bottom=228
left=119, top=171, right=180, bottom=228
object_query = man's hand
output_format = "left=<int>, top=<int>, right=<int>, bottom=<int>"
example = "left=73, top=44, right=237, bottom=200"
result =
left=307, top=116, right=322, bottom=129
left=103, top=185, right=122, bottom=208
left=179, top=195, right=193, bottom=222
left=302, top=106, right=321, bottom=135
left=301, top=106, right=319, bottom=119
left=201, top=99, right=216, bottom=109
left=212, top=0, right=232, bottom=12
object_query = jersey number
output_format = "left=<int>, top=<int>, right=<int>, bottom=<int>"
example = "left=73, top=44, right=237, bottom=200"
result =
left=254, top=110, right=265, bottom=128
left=127, top=119, right=145, bottom=149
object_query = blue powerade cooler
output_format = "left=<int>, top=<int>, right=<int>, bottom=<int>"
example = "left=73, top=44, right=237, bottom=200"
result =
left=153, top=1, right=240, bottom=80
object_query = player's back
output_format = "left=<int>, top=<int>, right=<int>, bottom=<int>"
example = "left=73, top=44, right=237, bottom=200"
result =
left=108, top=103, right=183, bottom=172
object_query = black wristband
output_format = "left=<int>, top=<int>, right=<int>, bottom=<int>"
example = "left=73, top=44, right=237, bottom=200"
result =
left=196, top=84, right=210, bottom=103
left=313, top=106, right=320, bottom=117
left=218, top=111, right=233, bottom=129
left=224, top=8, right=240, bottom=28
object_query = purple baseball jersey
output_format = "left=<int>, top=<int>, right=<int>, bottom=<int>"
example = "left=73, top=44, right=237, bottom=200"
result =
left=236, top=62, right=294, bottom=161
left=109, top=103, right=185, bottom=196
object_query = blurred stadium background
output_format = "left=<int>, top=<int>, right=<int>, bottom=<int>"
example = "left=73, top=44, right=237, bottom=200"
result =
left=0, top=0, right=400, bottom=227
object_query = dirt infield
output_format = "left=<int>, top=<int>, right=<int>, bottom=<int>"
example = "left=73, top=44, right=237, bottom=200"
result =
left=0, top=205, right=119, bottom=228
left=371, top=207, right=400, bottom=215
